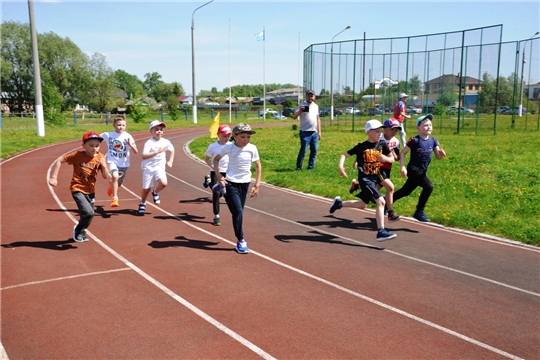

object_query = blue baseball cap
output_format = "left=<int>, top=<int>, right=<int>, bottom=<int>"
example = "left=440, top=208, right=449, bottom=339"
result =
left=416, top=113, right=433, bottom=127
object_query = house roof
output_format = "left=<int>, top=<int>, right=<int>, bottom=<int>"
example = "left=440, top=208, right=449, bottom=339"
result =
left=426, top=74, right=483, bottom=85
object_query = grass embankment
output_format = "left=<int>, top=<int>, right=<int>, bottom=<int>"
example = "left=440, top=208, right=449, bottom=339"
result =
left=2, top=112, right=539, bottom=245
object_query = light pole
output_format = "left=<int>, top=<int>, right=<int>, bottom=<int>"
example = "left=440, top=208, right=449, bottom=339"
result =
left=330, top=26, right=350, bottom=121
left=191, top=0, right=214, bottom=124
left=519, top=31, right=539, bottom=118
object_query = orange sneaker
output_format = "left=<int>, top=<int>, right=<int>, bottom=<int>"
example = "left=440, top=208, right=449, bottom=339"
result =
left=111, top=197, right=119, bottom=207
left=107, top=181, right=113, bottom=197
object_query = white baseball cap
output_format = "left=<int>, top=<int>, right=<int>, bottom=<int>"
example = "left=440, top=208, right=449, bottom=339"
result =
left=365, top=119, right=383, bottom=133
left=149, top=120, right=166, bottom=130
left=399, top=93, right=408, bottom=99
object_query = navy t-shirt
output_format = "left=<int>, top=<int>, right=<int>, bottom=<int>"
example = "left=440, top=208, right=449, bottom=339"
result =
left=347, top=140, right=391, bottom=178
left=406, top=135, right=439, bottom=172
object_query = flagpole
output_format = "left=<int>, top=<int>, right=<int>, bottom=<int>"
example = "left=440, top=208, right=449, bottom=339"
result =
left=263, top=26, right=266, bottom=121
left=228, top=19, right=232, bottom=123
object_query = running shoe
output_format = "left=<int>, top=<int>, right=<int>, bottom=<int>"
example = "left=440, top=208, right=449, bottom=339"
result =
left=111, top=197, right=119, bottom=207
left=152, top=190, right=160, bottom=205
left=235, top=240, right=249, bottom=254
left=329, top=196, right=343, bottom=214
left=213, top=216, right=221, bottom=226
left=376, top=229, right=397, bottom=242
left=413, top=210, right=430, bottom=222
left=107, top=181, right=113, bottom=197
left=203, top=175, right=211, bottom=188
left=387, top=211, right=401, bottom=222
left=138, top=203, right=146, bottom=215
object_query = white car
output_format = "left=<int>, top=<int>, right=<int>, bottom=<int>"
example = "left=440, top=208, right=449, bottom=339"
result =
left=271, top=113, right=287, bottom=120
left=258, top=109, right=278, bottom=117
left=345, top=107, right=360, bottom=115
left=407, top=106, right=422, bottom=114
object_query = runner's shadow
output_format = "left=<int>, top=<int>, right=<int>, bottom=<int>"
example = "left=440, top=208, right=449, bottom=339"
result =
left=1, top=239, right=77, bottom=251
left=148, top=236, right=232, bottom=251
left=179, top=197, right=212, bottom=204
left=275, top=230, right=383, bottom=250
left=153, top=213, right=209, bottom=224
left=299, top=215, right=377, bottom=230
left=94, top=206, right=140, bottom=218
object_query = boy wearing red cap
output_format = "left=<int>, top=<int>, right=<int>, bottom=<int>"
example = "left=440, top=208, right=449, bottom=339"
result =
left=204, top=124, right=232, bottom=226
left=48, top=132, right=111, bottom=242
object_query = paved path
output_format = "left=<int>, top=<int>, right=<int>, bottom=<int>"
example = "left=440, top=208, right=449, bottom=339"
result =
left=1, top=126, right=539, bottom=359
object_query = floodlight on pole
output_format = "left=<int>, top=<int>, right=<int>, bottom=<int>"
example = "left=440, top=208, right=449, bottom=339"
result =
left=191, top=0, right=214, bottom=124
left=519, top=31, right=539, bottom=118
left=330, top=26, right=350, bottom=121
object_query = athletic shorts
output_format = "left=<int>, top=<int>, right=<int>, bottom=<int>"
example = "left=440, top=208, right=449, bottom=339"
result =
left=355, top=175, right=383, bottom=204
left=107, top=162, right=128, bottom=184
left=142, top=168, right=166, bottom=189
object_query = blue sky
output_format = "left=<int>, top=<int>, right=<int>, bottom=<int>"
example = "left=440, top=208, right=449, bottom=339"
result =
left=2, top=1, right=539, bottom=94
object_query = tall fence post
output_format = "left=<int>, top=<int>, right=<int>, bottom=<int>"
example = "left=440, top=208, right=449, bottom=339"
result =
left=185, top=109, right=189, bottom=121
left=106, top=111, right=109, bottom=125
left=161, top=109, right=164, bottom=122
left=73, top=111, right=77, bottom=125
left=211, top=109, right=214, bottom=119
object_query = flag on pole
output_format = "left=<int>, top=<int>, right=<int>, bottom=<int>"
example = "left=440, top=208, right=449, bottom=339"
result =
left=209, top=112, right=220, bottom=138
left=255, top=30, right=265, bottom=42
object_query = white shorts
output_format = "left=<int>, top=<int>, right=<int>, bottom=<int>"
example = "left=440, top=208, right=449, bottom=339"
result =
left=142, top=168, right=166, bottom=189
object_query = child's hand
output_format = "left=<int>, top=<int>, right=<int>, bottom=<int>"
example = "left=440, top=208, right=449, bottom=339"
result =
left=438, top=148, right=446, bottom=158
left=166, top=160, right=173, bottom=168
left=352, top=161, right=358, bottom=169
left=338, top=167, right=348, bottom=178
left=250, top=185, right=259, bottom=197
left=400, top=166, right=407, bottom=177
left=49, top=178, right=58, bottom=186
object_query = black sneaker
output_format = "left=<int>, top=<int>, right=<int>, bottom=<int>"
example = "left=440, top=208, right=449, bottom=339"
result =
left=329, top=196, right=343, bottom=214
left=72, top=225, right=85, bottom=242
left=203, top=175, right=211, bottom=188
left=413, top=210, right=430, bottom=222
left=213, top=216, right=221, bottom=226
left=376, top=229, right=397, bottom=242
left=387, top=211, right=401, bottom=222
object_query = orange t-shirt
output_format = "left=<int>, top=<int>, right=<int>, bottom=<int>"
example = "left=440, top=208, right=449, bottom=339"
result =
left=64, top=151, right=104, bottom=194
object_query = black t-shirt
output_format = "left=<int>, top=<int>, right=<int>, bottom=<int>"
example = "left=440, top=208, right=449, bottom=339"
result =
left=347, top=140, right=391, bottom=177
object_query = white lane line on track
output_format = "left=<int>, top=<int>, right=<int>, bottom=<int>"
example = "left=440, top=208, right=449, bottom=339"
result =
left=0, top=268, right=131, bottom=290
left=180, top=142, right=540, bottom=298
left=121, top=181, right=524, bottom=360
left=44, top=162, right=276, bottom=360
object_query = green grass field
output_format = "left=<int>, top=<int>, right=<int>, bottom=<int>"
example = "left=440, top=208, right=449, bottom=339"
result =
left=2, top=111, right=539, bottom=245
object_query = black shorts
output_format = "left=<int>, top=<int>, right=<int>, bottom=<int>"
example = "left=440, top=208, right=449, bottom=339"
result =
left=355, top=175, right=383, bottom=204
left=379, top=167, right=392, bottom=180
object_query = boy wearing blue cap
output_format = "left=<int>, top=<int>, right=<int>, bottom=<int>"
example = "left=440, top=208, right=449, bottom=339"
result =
left=329, top=119, right=399, bottom=242
left=393, top=114, right=446, bottom=222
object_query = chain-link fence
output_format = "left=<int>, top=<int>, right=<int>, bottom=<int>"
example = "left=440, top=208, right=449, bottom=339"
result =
left=304, top=25, right=539, bottom=134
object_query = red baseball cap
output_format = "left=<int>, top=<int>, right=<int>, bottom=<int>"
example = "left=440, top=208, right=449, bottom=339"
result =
left=82, top=131, right=104, bottom=143
left=217, top=124, right=232, bottom=135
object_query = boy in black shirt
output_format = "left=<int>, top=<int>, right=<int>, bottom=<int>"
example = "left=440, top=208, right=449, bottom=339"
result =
left=329, top=120, right=399, bottom=242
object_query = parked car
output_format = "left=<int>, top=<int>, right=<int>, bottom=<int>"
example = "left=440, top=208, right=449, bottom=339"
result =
left=282, top=108, right=296, bottom=117
left=367, top=107, right=383, bottom=116
left=258, top=109, right=278, bottom=117
left=271, top=113, right=288, bottom=120
left=319, top=107, right=343, bottom=117
left=502, top=106, right=527, bottom=115
left=461, top=107, right=475, bottom=114
left=406, top=106, right=422, bottom=114
left=345, top=107, right=361, bottom=115
left=496, top=106, right=510, bottom=114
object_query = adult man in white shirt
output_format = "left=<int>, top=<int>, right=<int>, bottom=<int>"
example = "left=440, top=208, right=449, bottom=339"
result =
left=293, top=89, right=322, bottom=170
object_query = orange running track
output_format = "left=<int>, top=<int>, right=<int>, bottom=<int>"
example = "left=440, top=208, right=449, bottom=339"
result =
left=1, top=125, right=539, bottom=359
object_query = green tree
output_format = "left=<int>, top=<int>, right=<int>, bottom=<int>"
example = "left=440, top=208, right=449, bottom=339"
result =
left=129, top=94, right=148, bottom=123
left=115, top=69, right=144, bottom=98
left=0, top=21, right=34, bottom=112
left=41, top=73, right=65, bottom=126
left=167, top=95, right=180, bottom=120
left=408, top=75, right=422, bottom=96
left=172, top=82, right=183, bottom=96
left=85, top=52, right=115, bottom=112
left=478, top=72, right=515, bottom=111
left=143, top=71, right=163, bottom=94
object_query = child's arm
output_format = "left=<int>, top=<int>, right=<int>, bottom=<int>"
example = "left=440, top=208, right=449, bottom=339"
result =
left=435, top=145, right=446, bottom=160
left=204, top=155, right=214, bottom=169
left=250, top=159, right=262, bottom=197
left=141, top=146, right=166, bottom=160
left=48, top=156, right=65, bottom=186
left=99, top=157, right=111, bottom=179
left=399, top=145, right=410, bottom=177
left=213, top=155, right=226, bottom=185
left=166, top=148, right=175, bottom=168
left=128, top=136, right=139, bottom=155
left=338, top=153, right=351, bottom=178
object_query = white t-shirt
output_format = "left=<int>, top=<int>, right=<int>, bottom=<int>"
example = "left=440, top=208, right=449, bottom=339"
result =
left=141, top=137, right=174, bottom=172
left=219, top=142, right=259, bottom=183
left=296, top=101, right=319, bottom=131
left=205, top=140, right=231, bottom=172
left=100, top=131, right=136, bottom=167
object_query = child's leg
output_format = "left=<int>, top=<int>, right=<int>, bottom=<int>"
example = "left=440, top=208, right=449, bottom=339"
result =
left=398, top=128, right=406, bottom=146
left=140, top=188, right=151, bottom=203
left=111, top=171, right=120, bottom=198
left=393, top=176, right=418, bottom=203
left=374, top=196, right=386, bottom=230
left=72, top=192, right=95, bottom=230
left=223, top=182, right=249, bottom=241
left=342, top=200, right=367, bottom=210
left=416, top=174, right=434, bottom=211
left=380, top=179, right=395, bottom=211
left=154, top=171, right=168, bottom=193
left=140, top=170, right=154, bottom=203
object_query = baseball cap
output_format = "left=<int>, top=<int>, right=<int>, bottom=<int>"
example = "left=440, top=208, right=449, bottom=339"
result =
left=149, top=120, right=166, bottom=130
left=365, top=119, right=383, bottom=133
left=416, top=113, right=434, bottom=127
left=217, top=124, right=232, bottom=135
left=399, top=93, right=408, bottom=99
left=82, top=131, right=104, bottom=143
left=306, top=90, right=315, bottom=95
left=233, top=122, right=256, bottom=135
left=383, top=118, right=402, bottom=129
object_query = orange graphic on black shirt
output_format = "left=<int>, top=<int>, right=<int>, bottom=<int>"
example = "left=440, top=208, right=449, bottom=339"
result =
left=363, top=149, right=381, bottom=175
